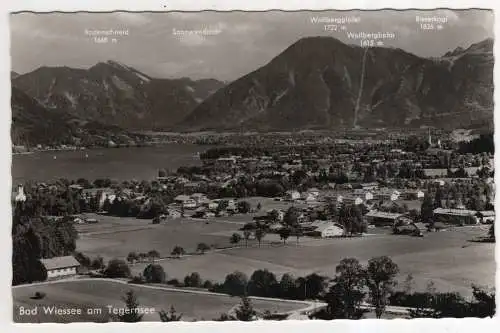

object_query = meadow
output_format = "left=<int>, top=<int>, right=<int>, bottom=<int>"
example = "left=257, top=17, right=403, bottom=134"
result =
left=13, top=280, right=306, bottom=323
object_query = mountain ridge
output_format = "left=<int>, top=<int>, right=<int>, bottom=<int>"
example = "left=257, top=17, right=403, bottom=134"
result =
left=177, top=36, right=493, bottom=131
left=12, top=61, right=226, bottom=130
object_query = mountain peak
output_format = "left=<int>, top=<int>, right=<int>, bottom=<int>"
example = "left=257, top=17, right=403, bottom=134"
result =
left=178, top=37, right=493, bottom=131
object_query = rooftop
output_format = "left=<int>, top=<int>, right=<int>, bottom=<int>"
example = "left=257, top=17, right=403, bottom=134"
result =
left=39, top=256, right=80, bottom=270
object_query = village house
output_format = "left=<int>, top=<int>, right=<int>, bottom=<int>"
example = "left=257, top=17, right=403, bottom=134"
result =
left=400, top=189, right=425, bottom=200
left=305, top=221, right=344, bottom=238
left=353, top=189, right=374, bottom=201
left=361, top=182, right=379, bottom=191
left=14, top=184, right=26, bottom=202
left=364, top=210, right=404, bottom=227
left=476, top=211, right=495, bottom=224
left=39, top=256, right=80, bottom=280
left=284, top=190, right=301, bottom=201
left=174, top=195, right=197, bottom=209
left=190, top=193, right=208, bottom=205
left=376, top=189, right=400, bottom=202
left=337, top=194, right=363, bottom=206
left=433, top=208, right=479, bottom=225
left=167, top=208, right=182, bottom=219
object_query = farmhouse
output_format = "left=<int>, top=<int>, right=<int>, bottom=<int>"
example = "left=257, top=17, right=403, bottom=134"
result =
left=361, top=182, right=379, bottom=191
left=315, top=223, right=344, bottom=238
left=284, top=190, right=301, bottom=201
left=364, top=211, right=403, bottom=227
left=167, top=208, right=182, bottom=219
left=338, top=195, right=363, bottom=206
left=477, top=211, right=495, bottom=224
left=400, top=189, right=425, bottom=200
left=305, top=221, right=344, bottom=238
left=353, top=189, right=374, bottom=201
left=39, top=256, right=80, bottom=280
left=433, top=208, right=479, bottom=225
left=174, top=195, right=197, bottom=209
left=376, top=189, right=400, bottom=201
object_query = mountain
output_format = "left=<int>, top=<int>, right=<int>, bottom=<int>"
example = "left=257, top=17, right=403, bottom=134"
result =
left=12, top=61, right=225, bottom=130
left=178, top=37, right=493, bottom=131
left=11, top=86, right=145, bottom=147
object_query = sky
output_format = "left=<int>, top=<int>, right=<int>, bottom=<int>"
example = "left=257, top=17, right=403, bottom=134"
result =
left=10, top=9, right=494, bottom=81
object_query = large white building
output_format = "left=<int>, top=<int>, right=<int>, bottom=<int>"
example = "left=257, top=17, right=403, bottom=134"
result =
left=15, top=185, right=26, bottom=202
left=39, top=256, right=80, bottom=280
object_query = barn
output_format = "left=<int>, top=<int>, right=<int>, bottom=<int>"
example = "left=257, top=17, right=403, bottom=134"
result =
left=39, top=256, right=80, bottom=280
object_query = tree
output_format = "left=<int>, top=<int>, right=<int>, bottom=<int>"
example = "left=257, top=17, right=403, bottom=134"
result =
left=196, top=242, right=210, bottom=254
left=278, top=273, right=296, bottom=299
left=213, top=313, right=235, bottom=321
left=268, top=209, right=280, bottom=223
left=283, top=207, right=299, bottom=226
left=159, top=306, right=182, bottom=322
left=184, top=272, right=202, bottom=288
left=291, top=226, right=303, bottom=245
left=235, top=296, right=256, bottom=321
left=243, top=230, right=252, bottom=248
left=300, top=273, right=328, bottom=300
left=171, top=246, right=185, bottom=258
left=230, top=233, right=242, bottom=245
left=143, top=264, right=166, bottom=283
left=421, top=195, right=434, bottom=224
left=147, top=249, right=160, bottom=263
left=104, top=259, right=131, bottom=278
left=403, top=273, right=415, bottom=295
left=323, top=258, right=367, bottom=319
left=254, top=228, right=266, bottom=248
left=118, top=290, right=143, bottom=322
left=223, top=271, right=248, bottom=296
left=248, top=269, right=278, bottom=297
left=237, top=201, right=251, bottom=214
left=126, top=252, right=139, bottom=264
left=426, top=280, right=437, bottom=295
left=279, top=227, right=291, bottom=245
left=488, top=223, right=495, bottom=242
left=74, top=252, right=91, bottom=267
left=366, top=256, right=399, bottom=319
left=91, top=256, right=105, bottom=270
left=158, top=169, right=167, bottom=178
left=434, top=187, right=444, bottom=208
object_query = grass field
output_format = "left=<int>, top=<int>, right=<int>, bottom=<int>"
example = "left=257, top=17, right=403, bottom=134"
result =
left=132, top=228, right=494, bottom=297
left=12, top=280, right=306, bottom=323
left=75, top=213, right=495, bottom=298
left=76, top=214, right=251, bottom=260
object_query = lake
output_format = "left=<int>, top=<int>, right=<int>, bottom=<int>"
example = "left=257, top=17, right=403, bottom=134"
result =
left=11, top=144, right=209, bottom=184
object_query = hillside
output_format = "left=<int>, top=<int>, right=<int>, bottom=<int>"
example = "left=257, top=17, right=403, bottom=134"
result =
left=11, top=86, right=145, bottom=147
left=178, top=37, right=493, bottom=131
left=12, top=61, right=225, bottom=130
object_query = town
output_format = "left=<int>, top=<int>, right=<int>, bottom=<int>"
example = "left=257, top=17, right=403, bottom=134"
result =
left=12, top=130, right=495, bottom=322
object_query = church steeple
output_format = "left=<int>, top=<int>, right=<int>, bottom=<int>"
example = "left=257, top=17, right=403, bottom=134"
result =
left=428, top=128, right=432, bottom=147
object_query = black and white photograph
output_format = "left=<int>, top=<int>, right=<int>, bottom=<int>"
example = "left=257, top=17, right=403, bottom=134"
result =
left=9, top=7, right=495, bottom=323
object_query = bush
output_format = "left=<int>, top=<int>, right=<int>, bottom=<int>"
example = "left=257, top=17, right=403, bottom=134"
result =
left=222, top=271, right=248, bottom=296
left=167, top=278, right=181, bottom=286
left=202, top=280, right=214, bottom=289
left=143, top=264, right=166, bottom=283
left=129, top=275, right=146, bottom=284
left=184, top=272, right=202, bottom=288
left=104, top=259, right=131, bottom=278
left=31, top=291, right=46, bottom=300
